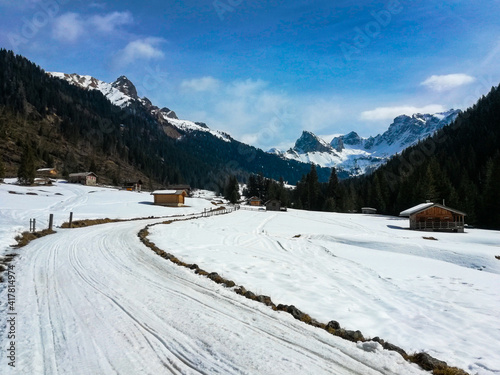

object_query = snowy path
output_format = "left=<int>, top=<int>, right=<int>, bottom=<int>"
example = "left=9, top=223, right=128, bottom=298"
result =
left=0, top=219, right=426, bottom=375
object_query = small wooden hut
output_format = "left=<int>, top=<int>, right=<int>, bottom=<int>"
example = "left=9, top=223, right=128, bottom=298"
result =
left=166, top=184, right=192, bottom=196
left=248, top=196, right=262, bottom=206
left=36, top=168, right=58, bottom=178
left=265, top=199, right=282, bottom=211
left=400, top=202, right=466, bottom=232
left=151, top=190, right=187, bottom=207
left=69, top=172, right=97, bottom=186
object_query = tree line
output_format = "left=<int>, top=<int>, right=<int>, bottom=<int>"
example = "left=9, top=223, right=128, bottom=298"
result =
left=233, top=83, right=500, bottom=229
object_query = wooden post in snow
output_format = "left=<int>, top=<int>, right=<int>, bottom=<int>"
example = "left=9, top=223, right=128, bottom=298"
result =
left=69, top=212, right=73, bottom=229
left=48, top=214, right=54, bottom=231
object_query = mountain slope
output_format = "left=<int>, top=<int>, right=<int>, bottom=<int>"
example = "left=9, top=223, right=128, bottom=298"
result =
left=341, top=84, right=500, bottom=228
left=46, top=69, right=333, bottom=184
left=0, top=49, right=332, bottom=187
left=274, top=110, right=461, bottom=176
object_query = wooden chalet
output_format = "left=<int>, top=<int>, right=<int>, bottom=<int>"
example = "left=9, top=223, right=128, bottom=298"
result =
left=265, top=199, right=286, bottom=212
left=400, top=202, right=466, bottom=233
left=36, top=168, right=58, bottom=178
left=68, top=172, right=97, bottom=186
left=35, top=168, right=58, bottom=185
left=151, top=190, right=187, bottom=207
left=248, top=196, right=262, bottom=206
left=166, top=184, right=192, bottom=196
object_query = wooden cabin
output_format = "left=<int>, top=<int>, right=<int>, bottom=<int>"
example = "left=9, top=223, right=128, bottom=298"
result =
left=151, top=190, right=187, bottom=207
left=36, top=168, right=58, bottom=178
left=68, top=172, right=97, bottom=186
left=400, top=202, right=466, bottom=232
left=248, top=196, right=262, bottom=206
left=35, top=168, right=58, bottom=185
left=123, top=180, right=143, bottom=192
left=166, top=184, right=191, bottom=196
left=265, top=199, right=282, bottom=211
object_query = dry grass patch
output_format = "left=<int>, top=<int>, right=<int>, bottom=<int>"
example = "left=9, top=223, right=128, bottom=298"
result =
left=60, top=218, right=125, bottom=228
left=14, top=229, right=55, bottom=248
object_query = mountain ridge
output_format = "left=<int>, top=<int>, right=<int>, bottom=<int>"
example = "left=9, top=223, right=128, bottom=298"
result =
left=272, top=109, right=461, bottom=176
left=0, top=50, right=333, bottom=189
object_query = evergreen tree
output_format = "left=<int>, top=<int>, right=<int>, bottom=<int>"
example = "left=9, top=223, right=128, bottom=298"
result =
left=0, top=155, right=5, bottom=181
left=482, top=153, right=500, bottom=228
left=89, top=159, right=98, bottom=173
left=224, top=175, right=240, bottom=204
left=17, top=143, right=35, bottom=185
left=246, top=174, right=259, bottom=197
left=325, top=167, right=339, bottom=210
left=306, top=164, right=321, bottom=210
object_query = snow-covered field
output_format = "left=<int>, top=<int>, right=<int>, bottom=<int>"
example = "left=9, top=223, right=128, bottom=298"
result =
left=0, top=179, right=498, bottom=374
left=149, top=209, right=500, bottom=375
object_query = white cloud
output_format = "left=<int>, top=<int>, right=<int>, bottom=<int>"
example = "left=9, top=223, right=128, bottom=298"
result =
left=52, top=11, right=133, bottom=43
left=360, top=105, right=446, bottom=121
left=227, top=79, right=268, bottom=97
left=90, top=11, right=133, bottom=33
left=52, top=13, right=85, bottom=43
left=116, top=38, right=165, bottom=66
left=300, top=99, right=342, bottom=132
left=421, top=74, right=476, bottom=92
left=180, top=76, right=221, bottom=92
left=175, top=78, right=345, bottom=150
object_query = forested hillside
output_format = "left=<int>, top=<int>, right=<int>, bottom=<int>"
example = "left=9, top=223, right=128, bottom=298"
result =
left=0, top=49, right=331, bottom=189
left=338, top=84, right=500, bottom=229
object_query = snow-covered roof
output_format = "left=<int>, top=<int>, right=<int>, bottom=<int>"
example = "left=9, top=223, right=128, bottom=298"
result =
left=399, top=203, right=434, bottom=216
left=37, top=168, right=56, bottom=172
left=69, top=172, right=97, bottom=177
left=400, top=203, right=466, bottom=217
left=151, top=190, right=186, bottom=195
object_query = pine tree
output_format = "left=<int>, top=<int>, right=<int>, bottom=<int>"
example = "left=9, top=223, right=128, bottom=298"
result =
left=89, top=159, right=97, bottom=173
left=482, top=153, right=500, bottom=228
left=306, top=164, right=321, bottom=210
left=0, top=155, right=5, bottom=181
left=325, top=167, right=339, bottom=210
left=17, top=143, right=35, bottom=185
left=224, top=175, right=240, bottom=204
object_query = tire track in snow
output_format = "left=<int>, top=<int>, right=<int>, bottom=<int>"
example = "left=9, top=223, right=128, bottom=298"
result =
left=1, top=219, right=428, bottom=375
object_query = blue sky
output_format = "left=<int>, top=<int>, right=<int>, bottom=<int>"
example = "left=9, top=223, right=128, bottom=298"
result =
left=1, top=0, right=500, bottom=150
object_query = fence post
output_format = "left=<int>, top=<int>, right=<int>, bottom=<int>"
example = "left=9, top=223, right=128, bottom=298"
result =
left=69, top=212, right=73, bottom=228
left=33, top=218, right=36, bottom=232
left=48, top=214, right=54, bottom=231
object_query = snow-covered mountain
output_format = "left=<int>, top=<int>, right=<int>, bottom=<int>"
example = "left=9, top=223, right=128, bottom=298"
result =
left=273, top=110, right=461, bottom=176
left=48, top=72, right=231, bottom=141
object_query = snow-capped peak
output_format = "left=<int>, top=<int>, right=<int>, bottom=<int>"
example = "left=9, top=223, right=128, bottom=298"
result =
left=292, top=131, right=335, bottom=154
left=48, top=71, right=231, bottom=140
left=271, top=109, right=461, bottom=177
left=111, top=75, right=138, bottom=100
left=49, top=72, right=136, bottom=108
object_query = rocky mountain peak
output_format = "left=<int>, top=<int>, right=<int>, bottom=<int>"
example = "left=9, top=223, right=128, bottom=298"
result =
left=293, top=131, right=334, bottom=153
left=112, top=76, right=138, bottom=99
left=161, top=107, right=179, bottom=120
left=331, top=131, right=363, bottom=151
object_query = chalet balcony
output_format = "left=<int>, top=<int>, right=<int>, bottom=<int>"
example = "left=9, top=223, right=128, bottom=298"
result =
left=413, top=221, right=465, bottom=232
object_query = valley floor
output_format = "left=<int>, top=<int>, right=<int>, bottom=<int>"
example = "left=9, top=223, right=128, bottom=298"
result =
left=149, top=210, right=500, bottom=375
left=0, top=180, right=498, bottom=374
